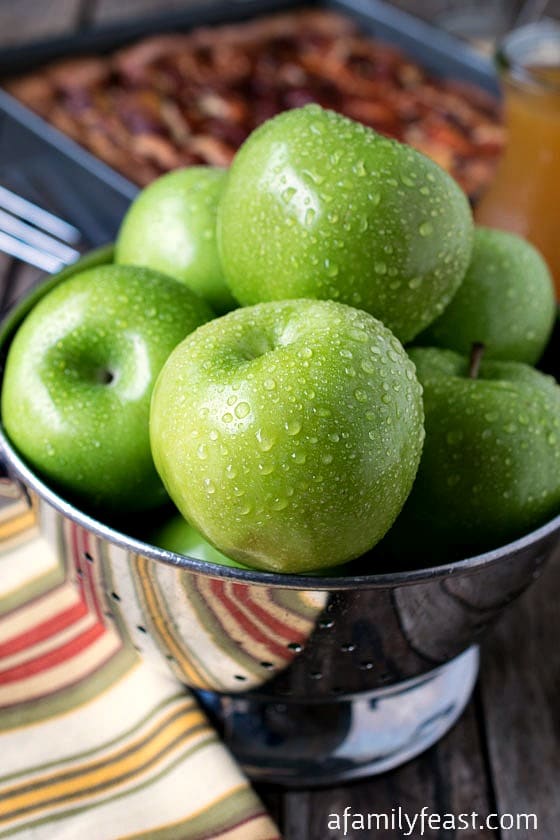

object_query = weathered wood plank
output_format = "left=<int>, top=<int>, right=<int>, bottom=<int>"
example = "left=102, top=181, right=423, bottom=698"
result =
left=481, top=544, right=560, bottom=840
left=258, top=785, right=285, bottom=835
left=0, top=0, right=82, bottom=47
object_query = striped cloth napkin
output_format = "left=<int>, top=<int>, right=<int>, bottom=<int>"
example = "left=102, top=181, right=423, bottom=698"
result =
left=0, top=486, right=281, bottom=839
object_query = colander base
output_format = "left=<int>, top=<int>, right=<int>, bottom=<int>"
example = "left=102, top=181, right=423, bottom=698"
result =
left=196, top=645, right=479, bottom=786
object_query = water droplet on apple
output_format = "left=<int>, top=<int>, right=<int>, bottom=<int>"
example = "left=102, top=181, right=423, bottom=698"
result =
left=419, top=221, right=433, bottom=237
left=285, top=419, right=302, bottom=436
left=271, top=497, right=289, bottom=511
left=256, top=428, right=275, bottom=451
left=235, top=402, right=250, bottom=419
left=354, top=389, right=368, bottom=403
left=204, top=478, right=216, bottom=494
left=222, top=412, right=233, bottom=424
left=292, top=450, right=307, bottom=464
left=322, top=454, right=334, bottom=465
left=282, top=187, right=296, bottom=203
left=264, top=378, right=276, bottom=391
left=197, top=444, right=208, bottom=460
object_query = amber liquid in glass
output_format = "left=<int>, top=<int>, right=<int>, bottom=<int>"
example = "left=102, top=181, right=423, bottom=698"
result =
left=476, top=65, right=560, bottom=295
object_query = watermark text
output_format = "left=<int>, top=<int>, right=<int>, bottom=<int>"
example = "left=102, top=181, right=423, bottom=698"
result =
left=327, top=806, right=538, bottom=835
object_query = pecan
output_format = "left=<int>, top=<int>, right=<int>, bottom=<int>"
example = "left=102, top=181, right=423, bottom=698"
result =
left=341, top=98, right=398, bottom=131
left=188, top=135, right=235, bottom=167
left=113, top=35, right=191, bottom=82
left=471, top=123, right=507, bottom=153
left=130, top=134, right=184, bottom=169
left=4, top=74, right=54, bottom=115
left=197, top=92, right=249, bottom=124
left=160, top=100, right=191, bottom=144
left=46, top=57, right=110, bottom=91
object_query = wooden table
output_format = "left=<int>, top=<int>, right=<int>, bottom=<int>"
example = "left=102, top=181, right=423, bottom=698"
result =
left=1, top=2, right=559, bottom=838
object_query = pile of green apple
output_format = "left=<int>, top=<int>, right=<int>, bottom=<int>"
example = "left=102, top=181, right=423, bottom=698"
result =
left=2, top=104, right=560, bottom=573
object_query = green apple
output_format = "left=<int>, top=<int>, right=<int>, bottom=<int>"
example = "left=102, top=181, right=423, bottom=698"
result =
left=386, top=346, right=560, bottom=560
left=149, top=513, right=248, bottom=568
left=150, top=299, right=425, bottom=573
left=217, top=104, right=473, bottom=343
left=116, top=167, right=236, bottom=313
left=147, top=511, right=352, bottom=576
left=1, top=264, right=213, bottom=512
left=416, top=227, right=556, bottom=364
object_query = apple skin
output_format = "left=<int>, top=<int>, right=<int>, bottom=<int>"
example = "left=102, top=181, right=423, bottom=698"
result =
left=217, top=104, right=473, bottom=343
left=149, top=513, right=248, bottom=568
left=1, top=264, right=214, bottom=513
left=150, top=299, right=425, bottom=573
left=416, top=227, right=556, bottom=364
left=386, top=347, right=560, bottom=560
left=115, top=167, right=236, bottom=314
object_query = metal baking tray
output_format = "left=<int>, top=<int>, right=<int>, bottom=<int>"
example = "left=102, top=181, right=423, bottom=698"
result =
left=0, top=0, right=498, bottom=250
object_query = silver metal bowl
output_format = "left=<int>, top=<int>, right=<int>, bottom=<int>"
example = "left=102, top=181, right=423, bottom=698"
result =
left=1, top=252, right=559, bottom=785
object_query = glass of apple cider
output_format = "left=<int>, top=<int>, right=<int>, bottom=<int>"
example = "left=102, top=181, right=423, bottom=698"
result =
left=476, top=21, right=560, bottom=296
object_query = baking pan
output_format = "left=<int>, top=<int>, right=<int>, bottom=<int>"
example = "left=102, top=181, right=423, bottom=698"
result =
left=0, top=0, right=498, bottom=254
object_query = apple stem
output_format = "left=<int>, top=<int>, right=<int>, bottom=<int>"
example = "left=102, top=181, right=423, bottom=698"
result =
left=468, top=342, right=485, bottom=380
